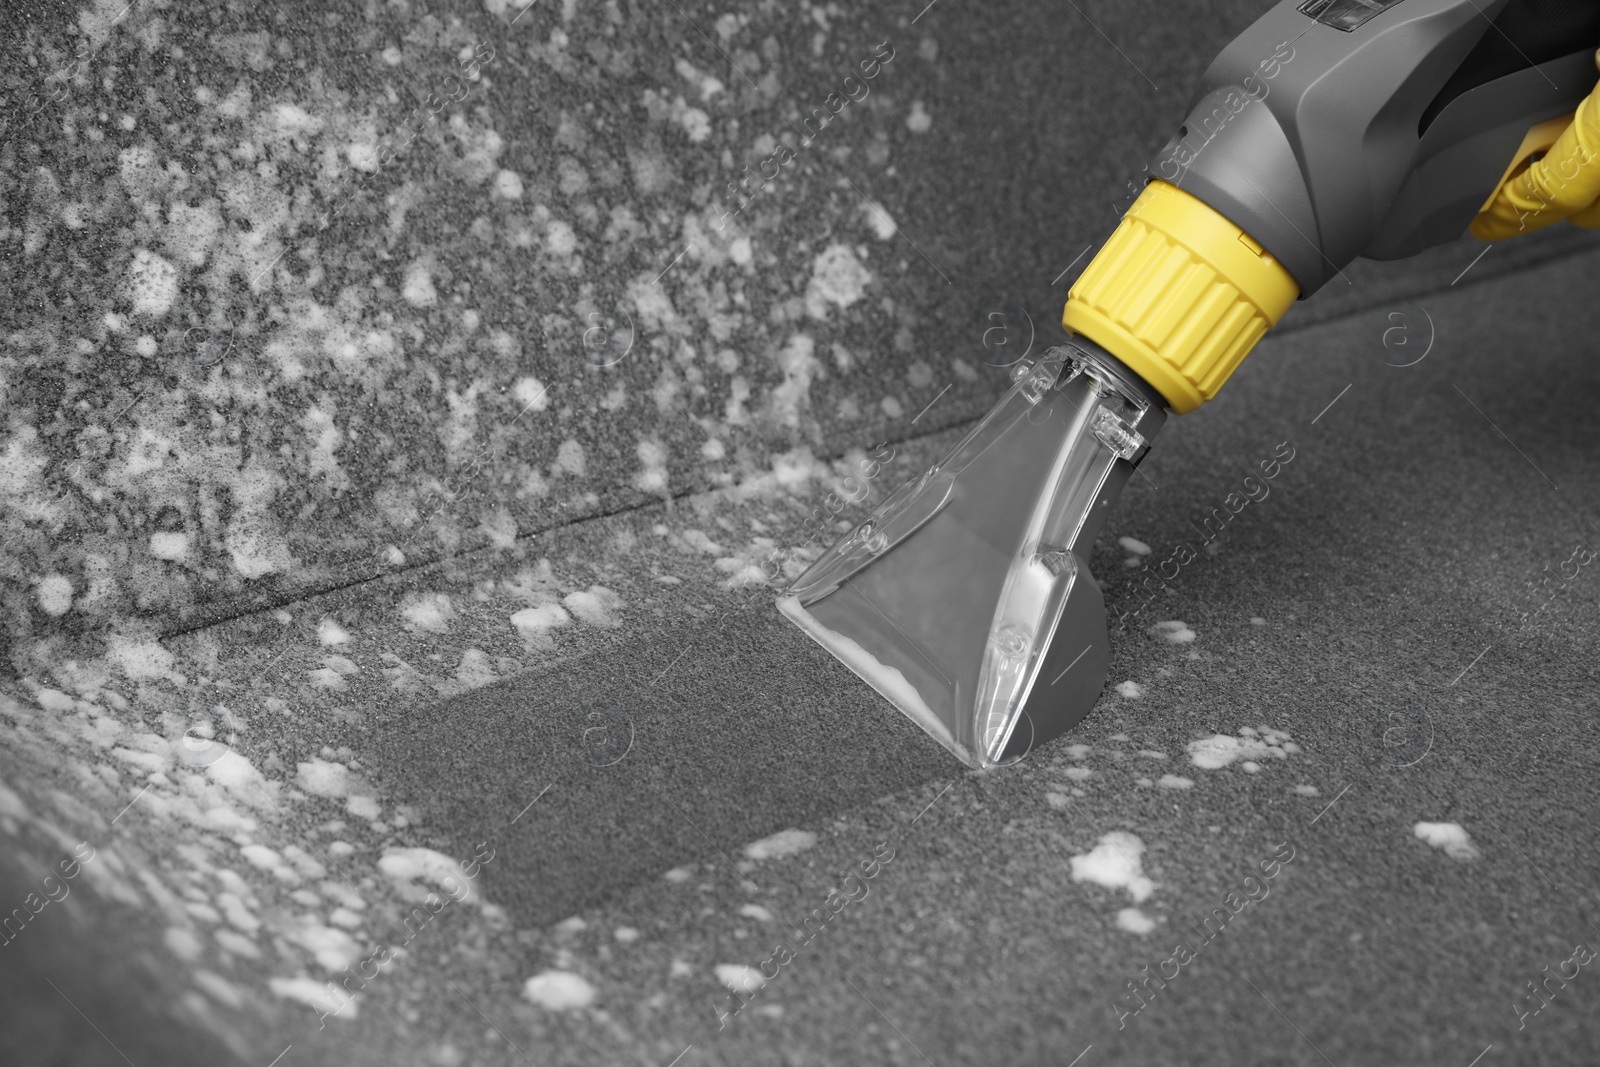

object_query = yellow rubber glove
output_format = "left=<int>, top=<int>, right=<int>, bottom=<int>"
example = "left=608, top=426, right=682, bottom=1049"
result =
left=1470, top=49, right=1600, bottom=240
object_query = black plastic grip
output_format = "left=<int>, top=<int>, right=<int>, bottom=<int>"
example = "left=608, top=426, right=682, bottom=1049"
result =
left=1422, top=0, right=1600, bottom=130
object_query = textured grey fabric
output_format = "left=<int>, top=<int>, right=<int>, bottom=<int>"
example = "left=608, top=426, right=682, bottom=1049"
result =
left=4, top=0, right=1600, bottom=1064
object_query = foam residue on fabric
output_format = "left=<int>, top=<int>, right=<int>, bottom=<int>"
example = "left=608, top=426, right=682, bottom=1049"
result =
left=1414, top=822, right=1481, bottom=861
left=1187, top=726, right=1299, bottom=770
left=1070, top=831, right=1154, bottom=903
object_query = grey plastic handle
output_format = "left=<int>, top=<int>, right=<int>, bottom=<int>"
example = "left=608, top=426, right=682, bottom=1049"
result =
left=1149, top=0, right=1597, bottom=296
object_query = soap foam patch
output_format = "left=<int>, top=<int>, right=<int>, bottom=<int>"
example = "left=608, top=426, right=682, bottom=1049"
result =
left=1186, top=726, right=1298, bottom=770
left=743, top=828, right=817, bottom=861
left=1070, top=831, right=1154, bottom=903
left=1414, top=821, right=1480, bottom=861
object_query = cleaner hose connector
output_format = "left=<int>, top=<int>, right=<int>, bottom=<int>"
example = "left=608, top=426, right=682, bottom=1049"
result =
left=1063, top=179, right=1299, bottom=414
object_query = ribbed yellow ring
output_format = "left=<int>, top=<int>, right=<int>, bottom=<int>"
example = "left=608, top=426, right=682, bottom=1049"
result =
left=1063, top=180, right=1299, bottom=413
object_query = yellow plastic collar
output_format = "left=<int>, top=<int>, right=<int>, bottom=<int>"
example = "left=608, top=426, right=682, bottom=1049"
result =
left=1063, top=180, right=1299, bottom=414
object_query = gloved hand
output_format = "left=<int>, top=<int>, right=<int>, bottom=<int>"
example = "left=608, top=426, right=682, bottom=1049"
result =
left=1471, top=49, right=1600, bottom=239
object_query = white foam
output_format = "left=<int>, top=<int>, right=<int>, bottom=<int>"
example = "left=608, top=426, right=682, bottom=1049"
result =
left=193, top=970, right=245, bottom=1010
left=1118, top=537, right=1152, bottom=556
left=35, top=574, right=73, bottom=616
left=1414, top=822, right=1480, bottom=861
left=513, top=376, right=549, bottom=413
left=548, top=219, right=578, bottom=256
left=1069, top=831, right=1154, bottom=903
left=906, top=100, right=932, bottom=133
left=378, top=846, right=478, bottom=903
left=214, top=929, right=260, bottom=959
left=634, top=437, right=669, bottom=494
left=217, top=895, right=257, bottom=934
left=805, top=244, right=872, bottom=319
left=493, top=169, right=524, bottom=199
left=0, top=781, right=33, bottom=832
left=768, top=335, right=821, bottom=428
left=563, top=586, right=623, bottom=628
left=674, top=58, right=724, bottom=101
left=861, top=201, right=898, bottom=240
left=553, top=438, right=586, bottom=477
left=714, top=964, right=766, bottom=994
left=289, top=922, right=361, bottom=972
left=308, top=667, right=347, bottom=690
left=206, top=750, right=269, bottom=804
left=297, top=758, right=356, bottom=799
left=36, top=689, right=75, bottom=712
left=522, top=970, right=596, bottom=1010
left=402, top=262, right=437, bottom=307
left=1186, top=733, right=1272, bottom=770
left=240, top=844, right=297, bottom=884
left=1116, top=907, right=1155, bottom=934
left=346, top=142, right=379, bottom=173
left=511, top=605, right=572, bottom=642
left=1116, top=681, right=1144, bottom=699
left=150, top=532, right=189, bottom=561
left=744, top=828, right=817, bottom=861
left=127, top=248, right=178, bottom=315
left=681, top=529, right=725, bottom=554
left=269, top=976, right=357, bottom=1018
left=1151, top=620, right=1196, bottom=644
left=346, top=795, right=380, bottom=819
left=106, top=634, right=177, bottom=681
left=401, top=593, right=456, bottom=633
left=678, top=106, right=711, bottom=142
left=317, top=617, right=350, bottom=645
left=165, top=926, right=204, bottom=961
left=1158, top=775, right=1194, bottom=790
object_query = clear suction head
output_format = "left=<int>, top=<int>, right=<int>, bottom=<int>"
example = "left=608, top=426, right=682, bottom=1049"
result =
left=778, top=339, right=1166, bottom=768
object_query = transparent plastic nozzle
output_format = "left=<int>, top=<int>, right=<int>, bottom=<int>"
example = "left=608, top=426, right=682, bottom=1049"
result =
left=779, top=338, right=1166, bottom=768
